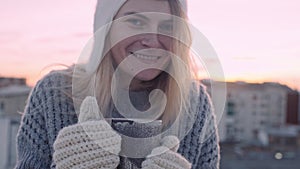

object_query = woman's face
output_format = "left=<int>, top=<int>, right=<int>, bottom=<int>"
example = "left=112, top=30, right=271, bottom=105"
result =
left=109, top=0, right=173, bottom=84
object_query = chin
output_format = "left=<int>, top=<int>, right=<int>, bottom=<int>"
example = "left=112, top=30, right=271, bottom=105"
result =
left=135, top=69, right=163, bottom=82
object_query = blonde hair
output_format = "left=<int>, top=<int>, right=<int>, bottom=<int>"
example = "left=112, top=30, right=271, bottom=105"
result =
left=72, top=0, right=197, bottom=125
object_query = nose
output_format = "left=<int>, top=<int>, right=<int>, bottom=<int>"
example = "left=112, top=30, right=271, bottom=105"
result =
left=140, top=34, right=162, bottom=48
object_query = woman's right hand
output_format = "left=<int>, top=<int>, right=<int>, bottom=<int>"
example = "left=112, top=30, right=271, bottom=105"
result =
left=53, top=96, right=122, bottom=169
left=141, top=136, right=191, bottom=169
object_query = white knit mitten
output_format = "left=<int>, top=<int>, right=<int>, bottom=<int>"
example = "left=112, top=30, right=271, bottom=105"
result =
left=53, top=96, right=121, bottom=169
left=141, top=135, right=191, bottom=169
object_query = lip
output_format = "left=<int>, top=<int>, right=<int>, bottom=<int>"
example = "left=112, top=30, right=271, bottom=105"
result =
left=130, top=52, right=162, bottom=61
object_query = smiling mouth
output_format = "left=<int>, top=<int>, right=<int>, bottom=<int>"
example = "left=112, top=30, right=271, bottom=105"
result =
left=130, top=52, right=161, bottom=60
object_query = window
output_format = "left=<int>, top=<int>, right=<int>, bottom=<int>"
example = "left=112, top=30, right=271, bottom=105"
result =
left=0, top=102, right=4, bottom=112
left=227, top=101, right=235, bottom=116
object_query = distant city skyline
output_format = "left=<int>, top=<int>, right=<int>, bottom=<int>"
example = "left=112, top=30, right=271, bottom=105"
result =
left=0, top=0, right=299, bottom=89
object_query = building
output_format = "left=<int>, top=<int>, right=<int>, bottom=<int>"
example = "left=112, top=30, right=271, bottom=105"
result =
left=0, top=85, right=31, bottom=116
left=202, top=81, right=294, bottom=143
left=0, top=84, right=31, bottom=169
left=266, top=125, right=300, bottom=151
left=0, top=77, right=26, bottom=88
left=286, top=91, right=300, bottom=125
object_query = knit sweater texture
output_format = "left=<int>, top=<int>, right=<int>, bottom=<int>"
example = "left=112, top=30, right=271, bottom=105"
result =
left=15, top=71, right=220, bottom=169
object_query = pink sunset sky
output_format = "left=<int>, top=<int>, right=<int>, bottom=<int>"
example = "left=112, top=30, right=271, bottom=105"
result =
left=0, top=0, right=299, bottom=89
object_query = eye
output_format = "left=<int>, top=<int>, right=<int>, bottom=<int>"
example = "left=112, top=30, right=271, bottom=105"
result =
left=126, top=18, right=146, bottom=27
left=158, top=22, right=173, bottom=35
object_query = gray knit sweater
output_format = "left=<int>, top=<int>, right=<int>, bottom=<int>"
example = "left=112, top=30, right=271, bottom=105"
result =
left=15, top=72, right=220, bottom=169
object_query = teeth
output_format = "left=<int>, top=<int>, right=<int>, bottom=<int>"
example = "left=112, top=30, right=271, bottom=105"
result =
left=133, top=53, right=160, bottom=60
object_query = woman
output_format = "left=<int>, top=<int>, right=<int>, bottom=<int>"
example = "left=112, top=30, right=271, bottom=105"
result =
left=15, top=0, right=220, bottom=168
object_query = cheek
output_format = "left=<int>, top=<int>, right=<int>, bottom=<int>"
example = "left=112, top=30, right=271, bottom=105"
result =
left=110, top=36, right=142, bottom=65
left=110, top=40, right=130, bottom=65
left=110, top=44, right=123, bottom=66
left=158, top=35, right=173, bottom=51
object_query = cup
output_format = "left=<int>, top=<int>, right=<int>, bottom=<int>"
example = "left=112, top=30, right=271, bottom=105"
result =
left=110, top=118, right=162, bottom=169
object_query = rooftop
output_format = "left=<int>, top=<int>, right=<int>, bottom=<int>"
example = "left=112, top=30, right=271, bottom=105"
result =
left=0, top=85, right=31, bottom=97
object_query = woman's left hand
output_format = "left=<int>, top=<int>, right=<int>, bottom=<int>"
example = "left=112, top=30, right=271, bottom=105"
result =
left=141, top=135, right=191, bottom=169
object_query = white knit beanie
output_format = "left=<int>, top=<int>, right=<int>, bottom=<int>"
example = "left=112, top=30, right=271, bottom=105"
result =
left=93, top=0, right=188, bottom=33
left=86, top=0, right=188, bottom=74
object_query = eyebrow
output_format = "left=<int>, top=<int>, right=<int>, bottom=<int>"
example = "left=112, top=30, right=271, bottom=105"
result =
left=123, top=12, right=150, bottom=21
left=123, top=12, right=173, bottom=23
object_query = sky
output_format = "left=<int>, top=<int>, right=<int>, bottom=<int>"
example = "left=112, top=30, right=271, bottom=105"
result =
left=0, top=0, right=299, bottom=89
